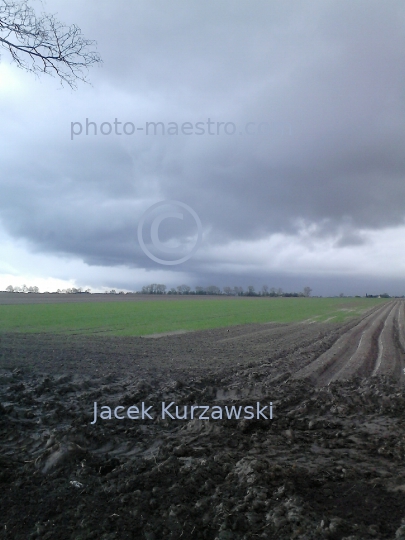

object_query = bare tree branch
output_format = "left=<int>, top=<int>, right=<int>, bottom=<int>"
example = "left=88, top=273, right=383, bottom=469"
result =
left=0, top=0, right=102, bottom=88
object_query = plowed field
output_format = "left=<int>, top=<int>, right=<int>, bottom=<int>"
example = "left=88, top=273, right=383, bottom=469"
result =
left=294, top=300, right=405, bottom=385
left=2, top=300, right=405, bottom=539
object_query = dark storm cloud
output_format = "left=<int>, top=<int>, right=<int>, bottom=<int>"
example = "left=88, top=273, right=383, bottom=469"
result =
left=1, top=0, right=405, bottom=285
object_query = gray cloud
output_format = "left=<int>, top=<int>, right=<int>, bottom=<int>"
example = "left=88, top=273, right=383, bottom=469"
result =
left=1, top=0, right=405, bottom=293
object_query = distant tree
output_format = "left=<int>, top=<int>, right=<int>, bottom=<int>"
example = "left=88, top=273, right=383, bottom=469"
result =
left=303, top=286, right=312, bottom=297
left=70, top=287, right=82, bottom=293
left=262, top=285, right=269, bottom=296
left=26, top=285, right=39, bottom=293
left=339, top=293, right=344, bottom=298
left=109, top=289, right=116, bottom=294
left=177, top=285, right=191, bottom=294
left=277, top=288, right=283, bottom=296
left=195, top=286, right=206, bottom=295
left=233, top=286, right=243, bottom=296
left=142, top=284, right=166, bottom=294
left=6, top=285, right=13, bottom=292
left=156, top=284, right=166, bottom=294
left=0, top=0, right=102, bottom=88
left=247, top=286, right=256, bottom=296
left=222, top=286, right=232, bottom=296
left=206, top=285, right=221, bottom=295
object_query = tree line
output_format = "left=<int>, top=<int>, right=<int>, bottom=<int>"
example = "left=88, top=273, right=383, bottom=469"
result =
left=5, top=285, right=91, bottom=294
left=5, top=284, right=39, bottom=293
left=3, top=284, right=313, bottom=296
left=141, top=284, right=313, bottom=297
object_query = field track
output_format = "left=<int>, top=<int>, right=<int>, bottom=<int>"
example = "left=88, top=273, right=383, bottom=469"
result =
left=294, top=299, right=405, bottom=385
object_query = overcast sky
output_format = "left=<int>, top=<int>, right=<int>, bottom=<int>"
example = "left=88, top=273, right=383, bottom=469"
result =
left=1, top=0, right=405, bottom=295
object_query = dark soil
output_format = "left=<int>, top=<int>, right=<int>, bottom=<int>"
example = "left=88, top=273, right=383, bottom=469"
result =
left=2, top=312, right=405, bottom=539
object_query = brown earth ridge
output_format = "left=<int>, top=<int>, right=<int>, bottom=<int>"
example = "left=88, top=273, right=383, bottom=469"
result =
left=1, top=300, right=405, bottom=539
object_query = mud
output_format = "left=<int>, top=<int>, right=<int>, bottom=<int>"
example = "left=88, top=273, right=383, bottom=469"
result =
left=2, top=300, right=405, bottom=539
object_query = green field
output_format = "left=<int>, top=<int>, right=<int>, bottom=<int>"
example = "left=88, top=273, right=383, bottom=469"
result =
left=0, top=297, right=387, bottom=336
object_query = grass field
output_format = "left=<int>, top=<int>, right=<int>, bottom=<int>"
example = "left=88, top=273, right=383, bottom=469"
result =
left=0, top=297, right=387, bottom=336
